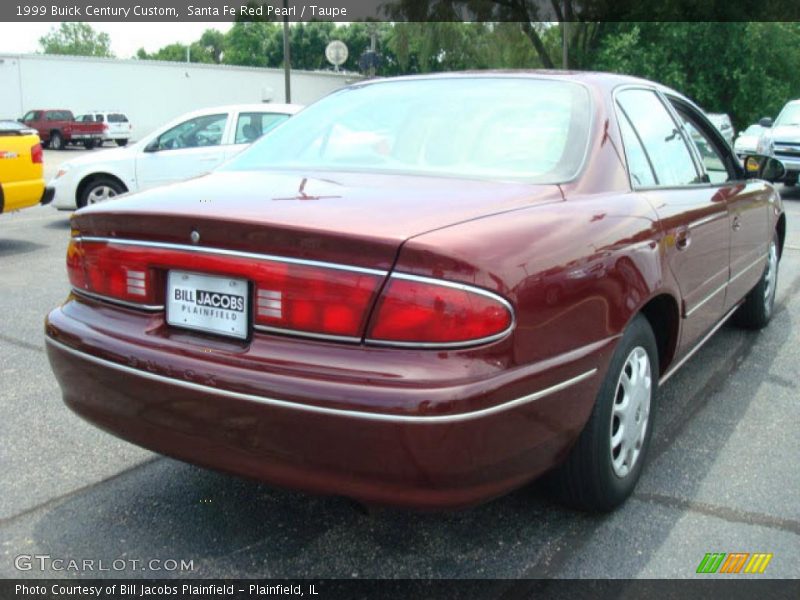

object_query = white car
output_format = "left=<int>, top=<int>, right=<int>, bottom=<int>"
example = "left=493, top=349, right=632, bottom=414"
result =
left=733, top=123, right=764, bottom=158
left=51, top=104, right=302, bottom=210
left=707, top=113, right=735, bottom=146
left=77, top=111, right=133, bottom=147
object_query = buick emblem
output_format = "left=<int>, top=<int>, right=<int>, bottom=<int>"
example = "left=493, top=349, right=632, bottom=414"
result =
left=190, top=230, right=200, bottom=244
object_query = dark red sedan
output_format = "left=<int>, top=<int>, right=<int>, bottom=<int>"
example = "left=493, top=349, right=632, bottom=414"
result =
left=45, top=72, right=786, bottom=511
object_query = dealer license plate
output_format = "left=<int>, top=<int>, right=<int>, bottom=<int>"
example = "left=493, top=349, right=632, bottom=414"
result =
left=166, top=270, right=249, bottom=340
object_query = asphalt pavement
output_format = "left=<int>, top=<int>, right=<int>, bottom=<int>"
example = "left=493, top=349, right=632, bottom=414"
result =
left=0, top=149, right=798, bottom=579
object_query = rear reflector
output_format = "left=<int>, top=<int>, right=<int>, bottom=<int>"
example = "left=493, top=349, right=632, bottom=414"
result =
left=366, top=276, right=513, bottom=346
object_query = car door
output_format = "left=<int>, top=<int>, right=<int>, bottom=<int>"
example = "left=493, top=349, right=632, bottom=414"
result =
left=224, top=111, right=292, bottom=159
left=135, top=112, right=230, bottom=191
left=22, top=111, right=44, bottom=140
left=667, top=99, right=772, bottom=313
left=615, top=87, right=730, bottom=355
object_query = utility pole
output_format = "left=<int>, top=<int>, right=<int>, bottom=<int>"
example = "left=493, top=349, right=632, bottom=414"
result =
left=282, top=0, right=291, bottom=102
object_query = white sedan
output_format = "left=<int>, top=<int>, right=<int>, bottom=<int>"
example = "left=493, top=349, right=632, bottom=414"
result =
left=50, top=103, right=302, bottom=210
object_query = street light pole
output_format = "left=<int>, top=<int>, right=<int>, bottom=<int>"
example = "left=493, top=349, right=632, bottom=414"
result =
left=283, top=0, right=291, bottom=102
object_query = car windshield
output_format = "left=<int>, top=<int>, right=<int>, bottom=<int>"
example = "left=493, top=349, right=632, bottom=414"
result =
left=775, top=103, right=800, bottom=127
left=223, top=78, right=592, bottom=183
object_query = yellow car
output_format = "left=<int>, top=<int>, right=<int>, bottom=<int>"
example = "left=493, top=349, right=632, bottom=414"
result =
left=0, top=120, right=52, bottom=214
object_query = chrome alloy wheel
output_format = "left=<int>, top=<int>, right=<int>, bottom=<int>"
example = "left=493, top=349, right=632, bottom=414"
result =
left=86, top=185, right=118, bottom=204
left=763, top=240, right=778, bottom=314
left=609, top=346, right=652, bottom=478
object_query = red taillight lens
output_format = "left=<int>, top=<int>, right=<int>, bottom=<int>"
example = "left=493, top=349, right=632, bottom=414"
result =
left=31, top=143, right=43, bottom=164
left=65, top=239, right=383, bottom=338
left=367, top=277, right=513, bottom=345
left=253, top=263, right=380, bottom=338
left=68, top=240, right=159, bottom=305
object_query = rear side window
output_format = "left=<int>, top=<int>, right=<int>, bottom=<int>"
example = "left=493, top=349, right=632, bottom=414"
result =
left=46, top=111, right=72, bottom=121
left=234, top=112, right=289, bottom=144
left=108, top=113, right=128, bottom=123
left=95, top=114, right=105, bottom=123
left=616, top=89, right=700, bottom=187
left=617, top=112, right=656, bottom=187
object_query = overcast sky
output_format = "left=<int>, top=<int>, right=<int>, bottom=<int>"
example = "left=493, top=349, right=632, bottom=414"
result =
left=0, top=22, right=233, bottom=58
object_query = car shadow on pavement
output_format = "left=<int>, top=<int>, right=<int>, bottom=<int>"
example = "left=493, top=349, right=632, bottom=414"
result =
left=18, top=269, right=799, bottom=579
left=0, top=239, right=46, bottom=258
left=43, top=218, right=72, bottom=230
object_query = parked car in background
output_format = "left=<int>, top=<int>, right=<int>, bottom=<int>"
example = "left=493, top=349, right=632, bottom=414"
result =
left=708, top=113, right=735, bottom=146
left=757, top=99, right=800, bottom=186
left=21, top=109, right=105, bottom=150
left=733, top=124, right=764, bottom=159
left=46, top=73, right=785, bottom=513
left=0, top=120, right=51, bottom=213
left=76, top=111, right=132, bottom=147
left=49, top=103, right=301, bottom=210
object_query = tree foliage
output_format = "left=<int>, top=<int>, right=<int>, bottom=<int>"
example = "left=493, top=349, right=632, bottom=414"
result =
left=39, top=22, right=113, bottom=58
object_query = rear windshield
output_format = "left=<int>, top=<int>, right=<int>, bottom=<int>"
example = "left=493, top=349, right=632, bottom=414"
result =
left=224, top=78, right=592, bottom=183
left=0, top=120, right=34, bottom=135
left=108, top=113, right=128, bottom=123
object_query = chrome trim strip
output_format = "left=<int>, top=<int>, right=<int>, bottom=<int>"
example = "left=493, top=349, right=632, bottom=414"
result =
left=729, top=253, right=767, bottom=285
left=253, top=325, right=361, bottom=344
left=688, top=213, right=726, bottom=230
left=76, top=236, right=389, bottom=277
left=685, top=281, right=727, bottom=318
left=364, top=272, right=516, bottom=349
left=72, top=288, right=164, bottom=311
left=659, top=303, right=740, bottom=386
left=45, top=336, right=596, bottom=424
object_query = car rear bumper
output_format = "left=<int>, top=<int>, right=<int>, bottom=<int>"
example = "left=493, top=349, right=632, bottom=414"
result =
left=40, top=185, right=54, bottom=205
left=0, top=179, right=44, bottom=213
left=45, top=295, right=613, bottom=508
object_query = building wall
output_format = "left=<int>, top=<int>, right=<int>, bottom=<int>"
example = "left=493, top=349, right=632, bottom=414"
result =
left=0, top=54, right=356, bottom=139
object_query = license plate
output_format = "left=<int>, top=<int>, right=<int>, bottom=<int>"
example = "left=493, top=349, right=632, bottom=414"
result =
left=166, top=270, right=249, bottom=340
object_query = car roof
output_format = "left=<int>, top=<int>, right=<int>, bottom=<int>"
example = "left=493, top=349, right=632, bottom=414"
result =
left=352, top=70, right=698, bottom=107
left=178, top=103, right=303, bottom=119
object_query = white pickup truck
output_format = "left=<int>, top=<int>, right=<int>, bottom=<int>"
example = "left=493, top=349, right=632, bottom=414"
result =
left=757, top=99, right=800, bottom=187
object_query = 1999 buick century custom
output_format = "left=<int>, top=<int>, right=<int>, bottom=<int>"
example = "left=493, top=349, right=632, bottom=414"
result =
left=45, top=72, right=786, bottom=511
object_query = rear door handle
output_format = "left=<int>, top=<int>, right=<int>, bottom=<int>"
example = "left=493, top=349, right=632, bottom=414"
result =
left=675, top=229, right=691, bottom=251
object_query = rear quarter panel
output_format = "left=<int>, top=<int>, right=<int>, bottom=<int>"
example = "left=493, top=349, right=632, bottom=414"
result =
left=0, top=133, right=44, bottom=212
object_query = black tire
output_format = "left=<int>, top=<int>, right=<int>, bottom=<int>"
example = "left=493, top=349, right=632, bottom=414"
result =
left=50, top=131, right=64, bottom=151
left=115, top=139, right=128, bottom=147
left=733, top=232, right=779, bottom=330
left=41, top=139, right=50, bottom=149
left=83, top=140, right=96, bottom=150
left=77, top=176, right=126, bottom=209
left=552, top=314, right=659, bottom=512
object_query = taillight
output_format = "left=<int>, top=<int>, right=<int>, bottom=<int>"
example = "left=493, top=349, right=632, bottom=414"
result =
left=253, top=264, right=381, bottom=338
left=31, top=143, right=43, bottom=164
left=67, top=240, right=160, bottom=305
left=65, top=239, right=384, bottom=337
left=366, top=276, right=513, bottom=346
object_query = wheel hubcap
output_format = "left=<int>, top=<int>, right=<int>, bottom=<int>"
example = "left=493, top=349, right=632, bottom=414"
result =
left=763, top=240, right=778, bottom=314
left=610, top=346, right=652, bottom=478
left=87, top=186, right=117, bottom=204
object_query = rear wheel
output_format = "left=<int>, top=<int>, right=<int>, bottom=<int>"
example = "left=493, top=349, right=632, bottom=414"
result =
left=733, top=232, right=779, bottom=329
left=77, top=177, right=125, bottom=209
left=115, top=139, right=128, bottom=147
left=552, top=314, right=658, bottom=512
left=83, top=140, right=96, bottom=150
left=50, top=131, right=64, bottom=150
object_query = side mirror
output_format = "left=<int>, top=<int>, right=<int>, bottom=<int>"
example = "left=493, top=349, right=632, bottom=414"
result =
left=744, top=155, right=785, bottom=182
left=758, top=117, right=773, bottom=128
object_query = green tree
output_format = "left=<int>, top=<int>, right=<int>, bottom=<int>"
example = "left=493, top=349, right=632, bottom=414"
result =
left=39, top=22, right=113, bottom=57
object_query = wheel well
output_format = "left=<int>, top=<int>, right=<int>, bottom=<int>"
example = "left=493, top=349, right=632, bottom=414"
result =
left=76, top=173, right=128, bottom=205
left=49, top=129, right=61, bottom=137
left=639, top=294, right=680, bottom=378
left=776, top=213, right=787, bottom=259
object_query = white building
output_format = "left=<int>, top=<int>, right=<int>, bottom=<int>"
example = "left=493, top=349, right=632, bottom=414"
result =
left=0, top=53, right=356, bottom=139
